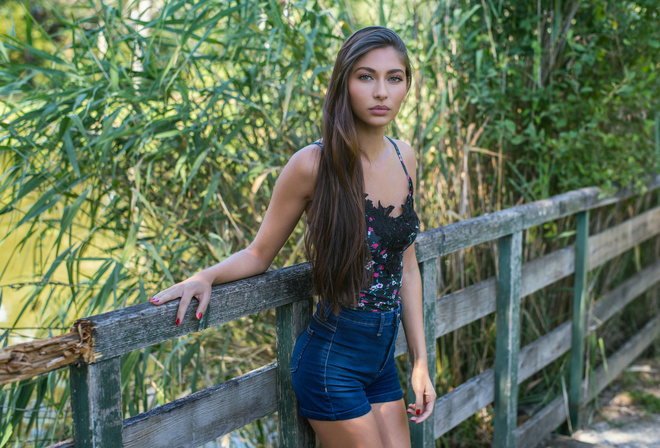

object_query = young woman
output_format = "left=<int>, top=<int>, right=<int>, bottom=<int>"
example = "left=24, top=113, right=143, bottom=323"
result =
left=149, top=26, right=436, bottom=448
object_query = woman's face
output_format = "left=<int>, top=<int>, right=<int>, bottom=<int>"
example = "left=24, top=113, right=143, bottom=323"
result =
left=347, top=46, right=408, bottom=130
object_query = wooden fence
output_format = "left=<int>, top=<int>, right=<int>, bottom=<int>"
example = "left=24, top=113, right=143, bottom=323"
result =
left=2, top=176, right=660, bottom=448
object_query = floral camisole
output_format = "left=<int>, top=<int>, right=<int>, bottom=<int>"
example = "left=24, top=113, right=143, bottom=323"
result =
left=314, top=137, right=420, bottom=312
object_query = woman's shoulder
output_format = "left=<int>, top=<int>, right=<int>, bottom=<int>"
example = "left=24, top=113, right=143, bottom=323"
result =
left=390, top=138, right=417, bottom=169
left=277, top=143, right=322, bottom=197
left=288, top=143, right=321, bottom=176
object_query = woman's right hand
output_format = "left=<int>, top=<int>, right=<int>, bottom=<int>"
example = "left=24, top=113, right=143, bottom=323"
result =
left=149, top=271, right=213, bottom=325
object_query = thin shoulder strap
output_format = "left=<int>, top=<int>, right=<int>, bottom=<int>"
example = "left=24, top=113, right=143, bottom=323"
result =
left=386, top=136, right=414, bottom=195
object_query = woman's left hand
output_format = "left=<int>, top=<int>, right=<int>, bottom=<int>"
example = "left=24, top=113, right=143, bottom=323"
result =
left=407, top=364, right=436, bottom=424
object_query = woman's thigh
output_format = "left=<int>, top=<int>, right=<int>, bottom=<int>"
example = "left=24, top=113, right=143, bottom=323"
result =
left=309, top=412, right=383, bottom=448
left=308, top=399, right=410, bottom=448
left=371, top=399, right=411, bottom=448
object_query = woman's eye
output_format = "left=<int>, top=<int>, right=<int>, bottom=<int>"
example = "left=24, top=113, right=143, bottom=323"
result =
left=390, top=76, right=403, bottom=82
left=358, top=74, right=373, bottom=80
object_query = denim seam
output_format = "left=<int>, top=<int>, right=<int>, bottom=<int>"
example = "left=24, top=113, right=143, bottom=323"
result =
left=290, top=327, right=314, bottom=374
left=313, top=314, right=337, bottom=332
left=371, top=319, right=400, bottom=381
left=323, top=331, right=337, bottom=418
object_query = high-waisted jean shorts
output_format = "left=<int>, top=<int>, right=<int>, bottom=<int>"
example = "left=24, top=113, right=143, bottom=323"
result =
left=290, top=302, right=403, bottom=421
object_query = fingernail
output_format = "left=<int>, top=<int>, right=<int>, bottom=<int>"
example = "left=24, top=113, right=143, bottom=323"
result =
left=197, top=312, right=203, bottom=320
left=416, top=409, right=421, bottom=416
left=176, top=318, right=180, bottom=326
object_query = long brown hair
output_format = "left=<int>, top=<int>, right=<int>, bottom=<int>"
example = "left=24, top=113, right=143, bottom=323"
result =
left=305, top=27, right=412, bottom=314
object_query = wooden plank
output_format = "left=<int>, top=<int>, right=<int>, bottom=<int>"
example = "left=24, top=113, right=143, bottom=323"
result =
left=78, top=263, right=313, bottom=362
left=514, top=397, right=565, bottom=448
left=434, top=369, right=495, bottom=437
left=587, top=207, right=660, bottom=269
left=516, top=315, right=660, bottom=448
left=55, top=260, right=657, bottom=448
left=276, top=299, right=315, bottom=448
left=70, top=357, right=123, bottom=447
left=433, top=206, right=660, bottom=339
left=429, top=240, right=659, bottom=441
left=437, top=209, right=524, bottom=259
left=589, top=260, right=660, bottom=331
left=570, top=211, right=589, bottom=428
left=435, top=247, right=575, bottom=338
left=415, top=176, right=660, bottom=261
left=519, top=260, right=660, bottom=383
left=68, top=200, right=658, bottom=365
left=122, top=363, right=277, bottom=447
left=432, top=324, right=568, bottom=439
left=494, top=231, right=522, bottom=448
left=586, top=315, right=660, bottom=403
left=517, top=191, right=588, bottom=230
left=0, top=331, right=82, bottom=386
left=519, top=321, right=572, bottom=383
left=409, top=258, right=438, bottom=448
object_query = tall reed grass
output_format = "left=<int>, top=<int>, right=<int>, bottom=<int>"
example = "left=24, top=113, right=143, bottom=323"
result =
left=1, top=0, right=658, bottom=446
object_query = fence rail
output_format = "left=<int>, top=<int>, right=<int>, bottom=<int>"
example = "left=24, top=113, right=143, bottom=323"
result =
left=2, top=176, right=660, bottom=448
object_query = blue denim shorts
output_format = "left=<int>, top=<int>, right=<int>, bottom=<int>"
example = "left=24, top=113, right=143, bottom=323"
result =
left=290, top=302, right=403, bottom=421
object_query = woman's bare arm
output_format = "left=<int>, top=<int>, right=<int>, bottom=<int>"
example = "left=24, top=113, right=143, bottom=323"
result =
left=150, top=145, right=320, bottom=324
left=396, top=139, right=436, bottom=423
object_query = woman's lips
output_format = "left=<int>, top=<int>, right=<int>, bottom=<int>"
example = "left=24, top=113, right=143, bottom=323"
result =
left=370, top=106, right=390, bottom=115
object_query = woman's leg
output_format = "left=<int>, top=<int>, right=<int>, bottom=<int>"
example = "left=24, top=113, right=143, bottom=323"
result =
left=371, top=399, right=411, bottom=448
left=308, top=399, right=410, bottom=448
left=308, top=412, right=384, bottom=448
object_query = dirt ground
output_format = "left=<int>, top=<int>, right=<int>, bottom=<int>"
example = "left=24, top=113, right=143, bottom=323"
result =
left=570, top=358, right=660, bottom=448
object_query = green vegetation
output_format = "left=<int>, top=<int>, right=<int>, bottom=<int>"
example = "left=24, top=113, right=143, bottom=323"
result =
left=628, top=389, right=660, bottom=415
left=0, top=0, right=659, bottom=446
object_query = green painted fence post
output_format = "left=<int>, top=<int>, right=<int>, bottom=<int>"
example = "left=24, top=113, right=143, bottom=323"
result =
left=70, top=357, right=124, bottom=447
left=655, top=111, right=659, bottom=174
left=569, top=210, right=589, bottom=429
left=276, top=297, right=315, bottom=448
left=494, top=231, right=522, bottom=448
left=409, top=257, right=437, bottom=448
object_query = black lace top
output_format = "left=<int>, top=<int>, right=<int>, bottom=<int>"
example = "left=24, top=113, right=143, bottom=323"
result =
left=357, top=137, right=419, bottom=311
left=314, top=137, right=420, bottom=312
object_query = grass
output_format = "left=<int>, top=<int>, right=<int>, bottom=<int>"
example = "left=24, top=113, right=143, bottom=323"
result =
left=0, top=0, right=659, bottom=446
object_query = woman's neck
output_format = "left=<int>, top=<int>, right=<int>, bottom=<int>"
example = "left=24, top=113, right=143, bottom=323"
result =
left=355, top=124, right=388, bottom=164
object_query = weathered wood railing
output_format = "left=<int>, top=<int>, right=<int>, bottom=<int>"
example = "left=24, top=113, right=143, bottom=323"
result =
left=2, top=176, right=660, bottom=448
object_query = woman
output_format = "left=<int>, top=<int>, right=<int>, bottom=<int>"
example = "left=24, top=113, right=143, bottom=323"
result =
left=149, top=26, right=436, bottom=447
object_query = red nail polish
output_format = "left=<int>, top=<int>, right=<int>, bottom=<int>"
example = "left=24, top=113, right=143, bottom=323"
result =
left=176, top=318, right=180, bottom=325
left=416, top=409, right=421, bottom=416
left=197, top=312, right=203, bottom=319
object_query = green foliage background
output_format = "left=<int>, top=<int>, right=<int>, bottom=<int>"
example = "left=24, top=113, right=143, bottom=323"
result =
left=0, top=0, right=659, bottom=446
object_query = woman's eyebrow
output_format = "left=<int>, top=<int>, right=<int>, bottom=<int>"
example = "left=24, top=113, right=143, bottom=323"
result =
left=353, top=66, right=405, bottom=75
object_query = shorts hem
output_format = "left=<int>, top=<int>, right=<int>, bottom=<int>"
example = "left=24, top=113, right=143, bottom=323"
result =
left=367, top=389, right=404, bottom=404
left=299, top=402, right=372, bottom=421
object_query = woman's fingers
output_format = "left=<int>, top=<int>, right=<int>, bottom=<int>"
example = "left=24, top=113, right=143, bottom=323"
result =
left=415, top=389, right=436, bottom=423
left=149, top=284, right=182, bottom=305
left=176, top=289, right=195, bottom=325
left=149, top=280, right=211, bottom=325
left=407, top=383, right=436, bottom=423
left=194, top=288, right=211, bottom=320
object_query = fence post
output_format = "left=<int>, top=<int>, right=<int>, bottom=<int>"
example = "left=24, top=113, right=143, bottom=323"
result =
left=409, top=257, right=437, bottom=448
left=70, top=357, right=124, bottom=447
left=276, top=297, right=315, bottom=448
left=494, top=231, right=522, bottom=448
left=569, top=210, right=589, bottom=429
